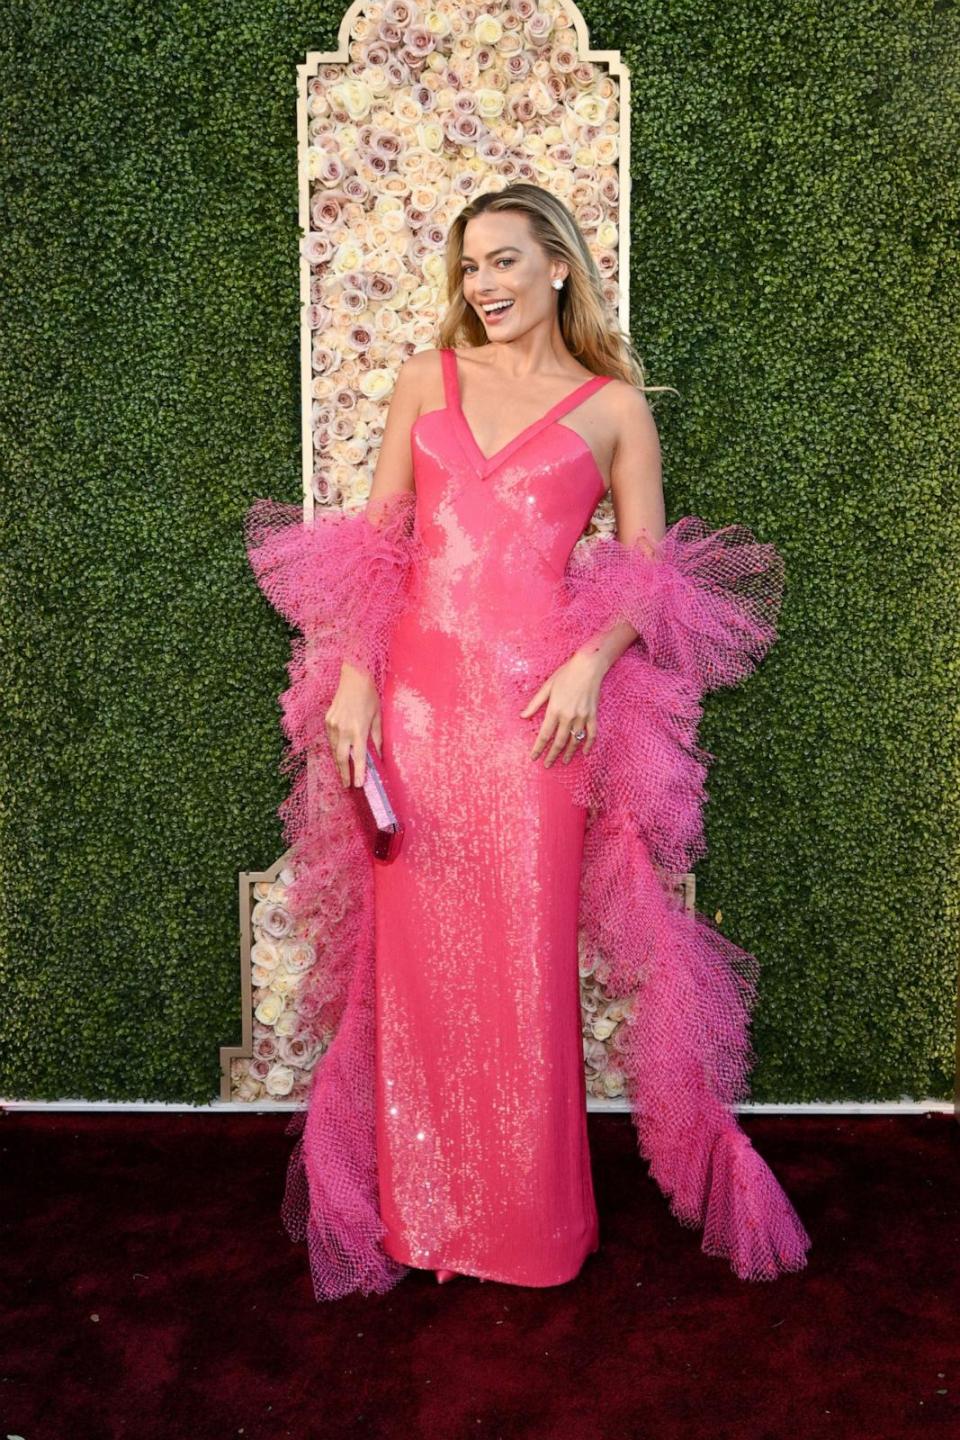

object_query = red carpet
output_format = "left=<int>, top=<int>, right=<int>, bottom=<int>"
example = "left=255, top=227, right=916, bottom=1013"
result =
left=2, top=1110, right=957, bottom=1439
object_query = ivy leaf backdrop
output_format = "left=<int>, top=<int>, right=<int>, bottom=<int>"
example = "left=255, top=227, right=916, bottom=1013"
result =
left=1, top=0, right=957, bottom=1104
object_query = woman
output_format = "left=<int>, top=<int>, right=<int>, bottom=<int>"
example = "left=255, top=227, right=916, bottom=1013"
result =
left=245, top=183, right=811, bottom=1299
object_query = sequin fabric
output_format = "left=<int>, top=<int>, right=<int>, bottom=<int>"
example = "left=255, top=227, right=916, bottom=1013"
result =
left=244, top=346, right=811, bottom=1301
left=372, top=351, right=611, bottom=1285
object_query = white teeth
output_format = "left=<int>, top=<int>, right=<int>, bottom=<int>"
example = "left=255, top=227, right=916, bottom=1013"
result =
left=482, top=300, right=514, bottom=313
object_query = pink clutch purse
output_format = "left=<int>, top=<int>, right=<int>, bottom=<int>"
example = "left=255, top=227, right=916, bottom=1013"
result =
left=347, top=742, right=404, bottom=864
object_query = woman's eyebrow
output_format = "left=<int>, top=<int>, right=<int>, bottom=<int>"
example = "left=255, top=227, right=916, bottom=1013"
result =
left=460, top=246, right=521, bottom=261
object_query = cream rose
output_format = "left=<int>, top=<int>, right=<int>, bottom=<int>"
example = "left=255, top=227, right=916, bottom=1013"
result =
left=423, top=10, right=451, bottom=38
left=274, top=1009, right=300, bottom=1038
left=416, top=119, right=445, bottom=151
left=264, top=1063, right=296, bottom=1097
left=474, top=15, right=502, bottom=44
left=357, top=367, right=396, bottom=401
left=570, top=92, right=608, bottom=127
left=282, top=938, right=316, bottom=974
left=270, top=970, right=298, bottom=998
left=235, top=1074, right=263, bottom=1102
left=331, top=238, right=365, bottom=274
left=330, top=79, right=375, bottom=121
left=593, top=134, right=620, bottom=166
left=477, top=87, right=506, bottom=119
left=254, top=991, right=285, bottom=1027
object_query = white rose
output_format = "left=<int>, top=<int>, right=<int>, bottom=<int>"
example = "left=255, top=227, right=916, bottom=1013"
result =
left=395, top=94, right=424, bottom=124
left=476, top=88, right=506, bottom=119
left=254, top=992, right=285, bottom=1027
left=420, top=253, right=447, bottom=288
left=475, top=14, right=503, bottom=44
left=583, top=1037, right=607, bottom=1069
left=570, top=93, right=608, bottom=127
left=264, top=1064, right=296, bottom=1097
left=333, top=435, right=370, bottom=466
left=305, top=146, right=331, bottom=182
left=374, top=308, right=402, bottom=337
left=358, top=368, right=396, bottom=401
left=409, top=315, right=440, bottom=347
left=331, top=79, right=374, bottom=121
left=423, top=9, right=451, bottom=37
left=331, top=239, right=365, bottom=274
left=364, top=66, right=390, bottom=97
left=597, top=218, right=619, bottom=248
left=417, top=119, right=445, bottom=151
left=274, top=1009, right=299, bottom=1038
left=374, top=194, right=405, bottom=219
left=271, top=970, right=298, bottom=998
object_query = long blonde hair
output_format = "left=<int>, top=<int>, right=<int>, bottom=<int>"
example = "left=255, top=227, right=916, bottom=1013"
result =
left=437, top=183, right=677, bottom=401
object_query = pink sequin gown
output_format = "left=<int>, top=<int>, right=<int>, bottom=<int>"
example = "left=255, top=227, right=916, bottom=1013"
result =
left=373, top=349, right=612, bottom=1284
left=244, top=346, right=812, bottom=1301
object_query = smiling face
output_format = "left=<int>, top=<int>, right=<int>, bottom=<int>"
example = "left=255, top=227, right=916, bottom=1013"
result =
left=460, top=210, right=568, bottom=338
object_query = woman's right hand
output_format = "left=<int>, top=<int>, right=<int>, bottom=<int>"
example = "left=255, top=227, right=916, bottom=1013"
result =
left=324, top=661, right=383, bottom=788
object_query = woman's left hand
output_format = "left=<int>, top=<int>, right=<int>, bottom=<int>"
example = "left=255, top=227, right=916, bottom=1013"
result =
left=519, top=649, right=608, bottom=767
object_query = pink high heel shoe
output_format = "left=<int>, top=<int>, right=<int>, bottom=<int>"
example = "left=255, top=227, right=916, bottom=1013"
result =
left=434, top=1267, right=486, bottom=1284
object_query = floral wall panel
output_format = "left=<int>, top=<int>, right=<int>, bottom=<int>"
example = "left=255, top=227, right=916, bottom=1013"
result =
left=225, top=0, right=653, bottom=1105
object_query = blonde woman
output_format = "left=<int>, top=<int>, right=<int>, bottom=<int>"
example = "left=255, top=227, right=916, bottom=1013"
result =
left=245, top=183, right=810, bottom=1299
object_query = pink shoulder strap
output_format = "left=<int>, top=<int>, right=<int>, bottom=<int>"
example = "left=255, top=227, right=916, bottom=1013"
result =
left=440, top=348, right=459, bottom=411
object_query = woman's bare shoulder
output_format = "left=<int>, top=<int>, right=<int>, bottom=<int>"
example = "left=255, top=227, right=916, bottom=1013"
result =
left=397, top=347, right=446, bottom=418
left=604, top=379, right=660, bottom=458
left=604, top=377, right=657, bottom=421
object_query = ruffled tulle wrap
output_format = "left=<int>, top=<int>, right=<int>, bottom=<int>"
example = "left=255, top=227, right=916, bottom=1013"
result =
left=244, top=490, right=425, bottom=1300
left=245, top=499, right=811, bottom=1298
left=503, top=517, right=811, bottom=1282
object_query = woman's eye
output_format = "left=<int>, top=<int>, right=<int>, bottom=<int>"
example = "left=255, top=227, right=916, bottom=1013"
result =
left=462, top=258, right=513, bottom=275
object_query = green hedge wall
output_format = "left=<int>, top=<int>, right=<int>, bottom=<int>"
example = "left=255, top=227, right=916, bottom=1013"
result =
left=2, top=1, right=957, bottom=1103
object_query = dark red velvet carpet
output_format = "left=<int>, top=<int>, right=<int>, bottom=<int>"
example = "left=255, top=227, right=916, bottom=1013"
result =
left=2, top=1109, right=957, bottom=1439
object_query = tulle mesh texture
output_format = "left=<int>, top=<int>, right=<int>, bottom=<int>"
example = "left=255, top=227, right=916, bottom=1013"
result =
left=246, top=498, right=811, bottom=1296
left=244, top=490, right=426, bottom=1300
left=505, top=518, right=811, bottom=1280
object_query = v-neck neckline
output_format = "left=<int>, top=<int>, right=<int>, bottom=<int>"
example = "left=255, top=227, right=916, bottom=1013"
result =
left=442, top=348, right=611, bottom=480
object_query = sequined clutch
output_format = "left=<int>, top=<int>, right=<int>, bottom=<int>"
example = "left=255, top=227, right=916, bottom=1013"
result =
left=347, top=742, right=404, bottom=864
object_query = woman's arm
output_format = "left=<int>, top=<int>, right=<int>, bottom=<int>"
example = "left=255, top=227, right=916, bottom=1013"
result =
left=572, top=382, right=666, bottom=676
left=363, top=351, right=424, bottom=512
